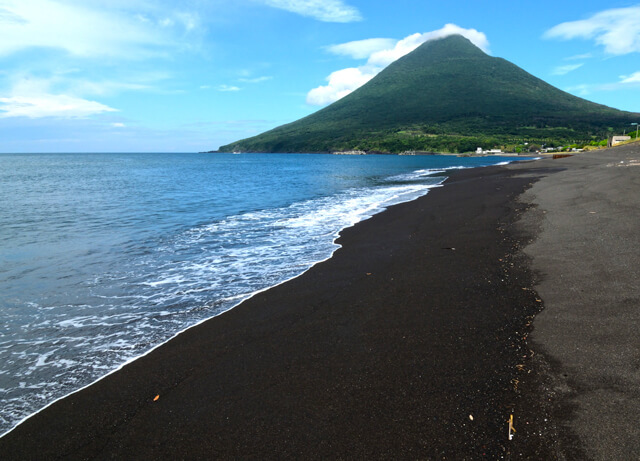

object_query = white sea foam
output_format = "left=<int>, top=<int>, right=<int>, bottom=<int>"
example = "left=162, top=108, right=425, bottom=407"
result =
left=0, top=171, right=446, bottom=437
left=0, top=156, right=530, bottom=437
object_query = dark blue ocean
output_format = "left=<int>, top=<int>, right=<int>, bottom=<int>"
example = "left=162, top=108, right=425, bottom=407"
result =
left=0, top=152, right=528, bottom=434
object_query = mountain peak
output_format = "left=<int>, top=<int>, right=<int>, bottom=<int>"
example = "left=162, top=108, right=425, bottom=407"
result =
left=219, top=36, right=637, bottom=153
left=417, top=34, right=484, bottom=53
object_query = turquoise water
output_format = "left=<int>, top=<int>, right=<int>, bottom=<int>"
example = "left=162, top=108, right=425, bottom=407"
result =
left=0, top=152, right=527, bottom=433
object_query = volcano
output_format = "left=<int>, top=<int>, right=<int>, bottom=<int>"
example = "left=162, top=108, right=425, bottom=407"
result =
left=218, top=35, right=637, bottom=153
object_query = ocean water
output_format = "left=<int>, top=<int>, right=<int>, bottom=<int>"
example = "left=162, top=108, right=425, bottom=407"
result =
left=0, top=152, right=527, bottom=434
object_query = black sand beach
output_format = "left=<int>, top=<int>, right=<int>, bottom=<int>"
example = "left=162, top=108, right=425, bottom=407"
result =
left=511, top=143, right=640, bottom=460
left=2, top=144, right=639, bottom=459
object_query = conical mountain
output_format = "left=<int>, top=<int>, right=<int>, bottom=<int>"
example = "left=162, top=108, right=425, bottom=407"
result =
left=219, top=35, right=637, bottom=153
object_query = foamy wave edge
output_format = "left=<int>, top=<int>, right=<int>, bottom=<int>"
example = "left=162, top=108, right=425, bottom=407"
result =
left=0, top=161, right=524, bottom=438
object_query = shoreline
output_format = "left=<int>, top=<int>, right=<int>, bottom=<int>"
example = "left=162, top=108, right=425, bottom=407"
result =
left=2, top=145, right=637, bottom=457
left=0, top=161, right=545, bottom=458
left=0, top=159, right=510, bottom=439
left=0, top=165, right=451, bottom=439
left=209, top=149, right=538, bottom=158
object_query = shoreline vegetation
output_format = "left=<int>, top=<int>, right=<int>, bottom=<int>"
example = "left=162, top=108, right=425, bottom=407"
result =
left=211, top=137, right=622, bottom=156
left=326, top=141, right=630, bottom=156
left=2, top=143, right=639, bottom=458
left=209, top=135, right=637, bottom=156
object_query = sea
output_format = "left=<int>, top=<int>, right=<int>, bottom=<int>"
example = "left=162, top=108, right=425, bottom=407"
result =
left=0, top=152, right=529, bottom=434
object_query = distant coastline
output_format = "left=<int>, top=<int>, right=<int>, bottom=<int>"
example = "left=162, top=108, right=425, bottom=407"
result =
left=205, top=148, right=536, bottom=157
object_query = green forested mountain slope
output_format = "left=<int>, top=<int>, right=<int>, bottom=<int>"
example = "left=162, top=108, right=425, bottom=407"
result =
left=219, top=35, right=637, bottom=153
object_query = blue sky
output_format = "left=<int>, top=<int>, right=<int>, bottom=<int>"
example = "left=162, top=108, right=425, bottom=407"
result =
left=1, top=0, right=639, bottom=152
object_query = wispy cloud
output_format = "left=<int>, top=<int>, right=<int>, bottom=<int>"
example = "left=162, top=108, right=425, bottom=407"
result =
left=0, top=93, right=117, bottom=118
left=239, top=76, right=272, bottom=83
left=257, top=0, right=362, bottom=23
left=545, top=5, right=640, bottom=55
left=307, top=24, right=489, bottom=106
left=70, top=80, right=153, bottom=96
left=566, top=84, right=591, bottom=96
left=0, top=0, right=185, bottom=119
left=552, top=63, right=584, bottom=75
left=326, top=38, right=398, bottom=59
left=0, top=0, right=200, bottom=58
left=620, top=71, right=640, bottom=84
left=217, top=84, right=241, bottom=92
left=0, top=72, right=165, bottom=118
left=0, top=76, right=119, bottom=118
left=565, top=52, right=593, bottom=60
left=566, top=71, right=640, bottom=95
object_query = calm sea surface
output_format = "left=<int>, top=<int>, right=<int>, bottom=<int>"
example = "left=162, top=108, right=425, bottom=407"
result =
left=0, top=152, right=527, bottom=433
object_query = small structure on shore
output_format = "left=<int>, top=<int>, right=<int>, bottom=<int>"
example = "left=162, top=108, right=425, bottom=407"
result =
left=332, top=150, right=367, bottom=155
left=476, top=147, right=503, bottom=155
left=611, top=136, right=631, bottom=146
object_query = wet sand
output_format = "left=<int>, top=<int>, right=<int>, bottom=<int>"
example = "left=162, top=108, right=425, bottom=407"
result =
left=1, top=145, right=638, bottom=459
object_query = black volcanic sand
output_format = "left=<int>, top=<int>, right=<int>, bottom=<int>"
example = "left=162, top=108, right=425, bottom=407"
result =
left=508, top=143, right=640, bottom=460
left=1, top=157, right=595, bottom=459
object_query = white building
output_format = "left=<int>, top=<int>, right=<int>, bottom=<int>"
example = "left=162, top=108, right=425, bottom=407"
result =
left=476, top=148, right=502, bottom=155
left=612, top=136, right=631, bottom=146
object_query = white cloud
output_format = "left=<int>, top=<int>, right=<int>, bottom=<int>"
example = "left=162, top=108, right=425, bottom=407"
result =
left=239, top=76, right=272, bottom=83
left=566, top=72, right=640, bottom=95
left=217, top=84, right=241, bottom=92
left=369, top=25, right=490, bottom=68
left=306, top=24, right=489, bottom=106
left=565, top=52, right=593, bottom=60
left=71, top=80, right=152, bottom=96
left=545, top=6, right=640, bottom=55
left=111, top=122, right=126, bottom=127
left=620, top=71, right=640, bottom=84
left=552, top=63, right=584, bottom=75
left=155, top=12, right=199, bottom=31
left=0, top=93, right=117, bottom=118
left=0, top=0, right=199, bottom=58
left=5, top=69, right=167, bottom=98
left=258, top=0, right=362, bottom=23
left=0, top=2, right=199, bottom=120
left=566, top=84, right=592, bottom=96
left=0, top=75, right=123, bottom=118
left=307, top=67, right=376, bottom=106
left=326, top=38, right=397, bottom=59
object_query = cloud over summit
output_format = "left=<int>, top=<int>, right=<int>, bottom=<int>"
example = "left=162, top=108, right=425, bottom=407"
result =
left=307, top=24, right=490, bottom=106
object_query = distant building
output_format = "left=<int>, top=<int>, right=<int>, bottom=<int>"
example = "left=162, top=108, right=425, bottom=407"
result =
left=475, top=148, right=503, bottom=155
left=612, top=136, right=631, bottom=146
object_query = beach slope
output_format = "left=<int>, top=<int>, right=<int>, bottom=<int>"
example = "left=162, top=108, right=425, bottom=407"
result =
left=2, top=145, right=638, bottom=458
left=511, top=143, right=640, bottom=459
left=1, top=164, right=544, bottom=459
